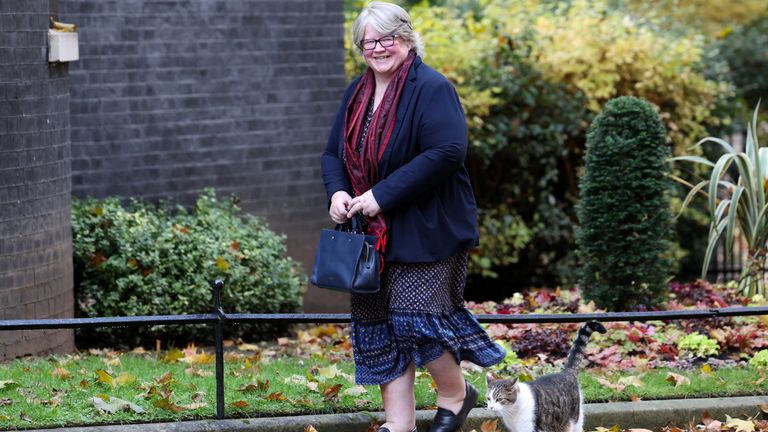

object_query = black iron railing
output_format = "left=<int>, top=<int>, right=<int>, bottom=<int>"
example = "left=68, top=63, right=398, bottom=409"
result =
left=2, top=280, right=768, bottom=419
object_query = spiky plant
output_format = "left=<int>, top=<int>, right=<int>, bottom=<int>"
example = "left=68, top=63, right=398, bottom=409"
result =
left=672, top=103, right=767, bottom=296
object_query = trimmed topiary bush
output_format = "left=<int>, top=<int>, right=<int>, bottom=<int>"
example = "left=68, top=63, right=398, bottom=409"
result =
left=576, top=96, right=673, bottom=310
left=72, top=189, right=305, bottom=347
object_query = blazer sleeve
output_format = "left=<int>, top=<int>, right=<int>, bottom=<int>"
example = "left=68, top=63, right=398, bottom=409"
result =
left=320, top=81, right=358, bottom=204
left=372, top=80, right=468, bottom=212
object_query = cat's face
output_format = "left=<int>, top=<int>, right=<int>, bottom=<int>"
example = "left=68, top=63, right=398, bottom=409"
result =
left=485, top=373, right=519, bottom=412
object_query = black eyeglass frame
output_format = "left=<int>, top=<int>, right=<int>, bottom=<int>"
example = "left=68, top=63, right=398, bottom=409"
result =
left=358, top=34, right=398, bottom=51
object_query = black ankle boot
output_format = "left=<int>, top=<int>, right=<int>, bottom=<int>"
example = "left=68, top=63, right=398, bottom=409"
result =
left=428, top=381, right=478, bottom=432
left=377, top=427, right=417, bottom=432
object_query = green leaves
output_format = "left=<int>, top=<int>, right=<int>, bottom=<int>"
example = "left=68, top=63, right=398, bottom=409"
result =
left=672, top=103, right=767, bottom=296
left=576, top=96, right=673, bottom=311
left=72, top=189, right=305, bottom=346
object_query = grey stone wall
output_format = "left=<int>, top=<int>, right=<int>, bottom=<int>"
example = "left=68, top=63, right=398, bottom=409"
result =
left=0, top=0, right=76, bottom=359
left=60, top=0, right=348, bottom=312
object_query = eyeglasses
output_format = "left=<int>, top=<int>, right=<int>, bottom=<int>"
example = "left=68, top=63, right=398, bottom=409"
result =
left=358, top=35, right=397, bottom=51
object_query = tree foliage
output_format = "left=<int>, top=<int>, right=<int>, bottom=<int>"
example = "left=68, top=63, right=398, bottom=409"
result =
left=576, top=97, right=673, bottom=310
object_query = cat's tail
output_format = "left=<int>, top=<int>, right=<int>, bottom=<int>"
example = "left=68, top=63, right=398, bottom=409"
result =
left=564, top=320, right=607, bottom=371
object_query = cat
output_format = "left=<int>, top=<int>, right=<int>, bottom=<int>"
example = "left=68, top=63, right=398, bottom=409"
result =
left=485, top=320, right=607, bottom=432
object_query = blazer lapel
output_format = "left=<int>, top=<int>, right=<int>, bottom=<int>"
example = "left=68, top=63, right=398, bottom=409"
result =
left=379, top=57, right=420, bottom=177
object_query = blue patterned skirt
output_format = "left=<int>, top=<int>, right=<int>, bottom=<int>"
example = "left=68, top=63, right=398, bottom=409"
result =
left=350, top=252, right=506, bottom=385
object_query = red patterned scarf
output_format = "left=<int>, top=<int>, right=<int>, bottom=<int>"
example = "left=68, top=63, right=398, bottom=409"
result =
left=344, top=51, right=416, bottom=268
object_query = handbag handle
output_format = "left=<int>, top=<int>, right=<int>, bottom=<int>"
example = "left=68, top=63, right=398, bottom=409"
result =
left=337, top=214, right=366, bottom=234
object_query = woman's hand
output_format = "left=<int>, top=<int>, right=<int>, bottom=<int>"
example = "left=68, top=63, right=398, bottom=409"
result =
left=347, top=190, right=381, bottom=219
left=329, top=191, right=353, bottom=224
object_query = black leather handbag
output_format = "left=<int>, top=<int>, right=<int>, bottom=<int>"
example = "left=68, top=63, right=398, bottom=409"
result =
left=310, top=216, right=380, bottom=294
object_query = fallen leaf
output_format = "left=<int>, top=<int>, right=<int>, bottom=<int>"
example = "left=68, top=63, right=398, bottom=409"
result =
left=92, top=395, right=145, bottom=414
left=700, top=364, right=713, bottom=375
left=0, top=380, right=20, bottom=391
left=230, top=400, right=248, bottom=408
left=192, top=391, right=205, bottom=402
left=630, top=394, right=641, bottom=402
left=627, top=429, right=654, bottom=432
left=103, top=357, right=121, bottom=367
left=665, top=372, right=691, bottom=387
left=185, top=367, right=213, bottom=377
left=481, top=418, right=501, bottom=432
left=152, top=397, right=186, bottom=413
left=163, top=349, right=184, bottom=363
left=617, top=375, right=644, bottom=388
left=707, top=420, right=723, bottom=432
left=725, top=415, right=756, bottom=432
left=0, top=398, right=12, bottom=406
left=238, top=383, right=261, bottom=393
left=702, top=410, right=715, bottom=426
left=19, top=412, right=31, bottom=422
left=596, top=377, right=626, bottom=392
left=51, top=367, right=71, bottom=380
left=155, top=371, right=174, bottom=385
left=277, top=337, right=291, bottom=346
left=266, top=392, right=287, bottom=401
left=178, top=402, right=207, bottom=410
left=323, top=383, right=343, bottom=401
left=305, top=426, right=319, bottom=432
left=342, top=385, right=367, bottom=397
left=239, top=343, right=259, bottom=351
left=95, top=369, right=114, bottom=386
left=114, top=372, right=136, bottom=386
left=760, top=404, right=768, bottom=414
left=80, top=379, right=90, bottom=389
left=317, top=364, right=341, bottom=381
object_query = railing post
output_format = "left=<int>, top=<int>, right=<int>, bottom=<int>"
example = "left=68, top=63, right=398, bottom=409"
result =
left=212, top=280, right=226, bottom=420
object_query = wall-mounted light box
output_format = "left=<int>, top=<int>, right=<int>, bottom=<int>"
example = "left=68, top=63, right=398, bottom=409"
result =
left=48, top=29, right=79, bottom=62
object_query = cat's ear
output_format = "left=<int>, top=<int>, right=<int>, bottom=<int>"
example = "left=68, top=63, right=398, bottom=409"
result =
left=510, top=377, right=518, bottom=386
left=486, top=371, right=499, bottom=385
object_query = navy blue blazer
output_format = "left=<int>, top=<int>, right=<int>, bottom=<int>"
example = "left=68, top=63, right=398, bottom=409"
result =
left=321, top=56, right=479, bottom=263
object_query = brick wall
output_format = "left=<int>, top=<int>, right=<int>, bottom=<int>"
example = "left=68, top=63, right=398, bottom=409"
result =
left=59, top=0, right=348, bottom=312
left=0, top=0, right=76, bottom=359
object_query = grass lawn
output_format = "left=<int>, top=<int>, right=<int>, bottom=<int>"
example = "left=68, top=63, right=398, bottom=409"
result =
left=0, top=347, right=766, bottom=430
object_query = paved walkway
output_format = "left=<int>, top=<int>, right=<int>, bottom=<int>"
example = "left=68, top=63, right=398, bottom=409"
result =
left=23, top=396, right=768, bottom=432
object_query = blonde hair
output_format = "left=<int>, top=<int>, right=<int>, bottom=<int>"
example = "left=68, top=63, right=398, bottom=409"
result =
left=351, top=1, right=425, bottom=58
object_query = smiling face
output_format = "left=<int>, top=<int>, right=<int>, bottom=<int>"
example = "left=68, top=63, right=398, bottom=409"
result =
left=361, top=25, right=411, bottom=80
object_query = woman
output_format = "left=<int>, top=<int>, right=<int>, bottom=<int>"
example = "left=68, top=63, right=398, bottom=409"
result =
left=320, top=3, right=506, bottom=432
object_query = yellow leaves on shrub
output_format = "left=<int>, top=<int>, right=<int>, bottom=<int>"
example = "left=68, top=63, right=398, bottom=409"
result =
left=523, top=0, right=728, bottom=154
left=627, top=0, right=768, bottom=38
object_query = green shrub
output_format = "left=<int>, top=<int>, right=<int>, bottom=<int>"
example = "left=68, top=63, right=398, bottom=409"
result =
left=576, top=97, right=673, bottom=310
left=749, top=349, right=768, bottom=368
left=72, top=189, right=305, bottom=347
left=720, top=16, right=768, bottom=108
left=677, top=333, right=720, bottom=357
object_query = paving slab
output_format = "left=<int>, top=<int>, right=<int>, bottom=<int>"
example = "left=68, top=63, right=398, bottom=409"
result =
left=19, top=396, right=768, bottom=432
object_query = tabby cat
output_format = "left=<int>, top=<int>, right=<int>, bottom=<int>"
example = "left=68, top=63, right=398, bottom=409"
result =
left=485, top=320, right=607, bottom=432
